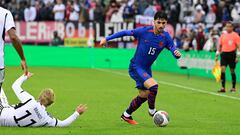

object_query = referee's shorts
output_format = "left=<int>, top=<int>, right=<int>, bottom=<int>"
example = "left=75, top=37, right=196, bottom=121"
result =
left=220, top=51, right=236, bottom=69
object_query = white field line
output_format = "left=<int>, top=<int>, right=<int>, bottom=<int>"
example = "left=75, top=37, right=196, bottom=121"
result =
left=95, top=68, right=240, bottom=101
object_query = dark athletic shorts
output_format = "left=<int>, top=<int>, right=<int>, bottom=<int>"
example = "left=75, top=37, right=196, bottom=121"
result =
left=220, top=51, right=236, bottom=69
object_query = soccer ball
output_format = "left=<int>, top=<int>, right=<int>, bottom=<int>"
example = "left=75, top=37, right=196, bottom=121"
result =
left=153, top=110, right=170, bottom=127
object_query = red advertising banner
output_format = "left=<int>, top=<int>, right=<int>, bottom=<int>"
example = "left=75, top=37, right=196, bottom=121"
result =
left=5, top=21, right=65, bottom=43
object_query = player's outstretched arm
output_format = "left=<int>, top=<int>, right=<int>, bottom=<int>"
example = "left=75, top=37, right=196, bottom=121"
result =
left=54, top=104, right=87, bottom=127
left=165, top=34, right=181, bottom=59
left=100, top=30, right=135, bottom=47
left=12, top=72, right=34, bottom=103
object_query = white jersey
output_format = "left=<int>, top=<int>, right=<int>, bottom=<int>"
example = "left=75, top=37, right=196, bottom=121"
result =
left=0, top=75, right=79, bottom=127
left=0, top=7, right=15, bottom=69
left=53, top=4, right=65, bottom=21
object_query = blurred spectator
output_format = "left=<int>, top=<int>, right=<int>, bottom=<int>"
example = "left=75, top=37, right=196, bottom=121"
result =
left=203, top=34, right=219, bottom=52
left=51, top=31, right=63, bottom=46
left=24, top=1, right=37, bottom=22
left=65, top=0, right=80, bottom=21
left=153, top=0, right=161, bottom=12
left=94, top=1, right=105, bottom=23
left=201, top=1, right=209, bottom=15
left=110, top=0, right=124, bottom=23
left=0, top=0, right=6, bottom=8
left=231, top=2, right=240, bottom=23
left=193, top=5, right=205, bottom=23
left=105, top=0, right=119, bottom=22
left=44, top=0, right=54, bottom=5
left=143, top=4, right=156, bottom=17
left=182, top=37, right=193, bottom=51
left=235, top=23, right=240, bottom=36
left=207, top=0, right=216, bottom=8
left=122, top=0, right=135, bottom=22
left=12, top=0, right=25, bottom=21
left=137, top=0, right=148, bottom=15
left=79, top=0, right=91, bottom=22
left=196, top=25, right=205, bottom=51
left=216, top=0, right=224, bottom=22
left=181, top=29, right=193, bottom=51
left=183, top=11, right=194, bottom=23
left=65, top=0, right=72, bottom=21
left=8, top=0, right=18, bottom=17
left=179, top=0, right=194, bottom=23
left=168, top=0, right=180, bottom=25
left=39, top=1, right=54, bottom=21
left=35, top=1, right=42, bottom=21
left=89, top=0, right=97, bottom=22
left=53, top=0, right=65, bottom=21
left=205, top=8, right=216, bottom=24
left=222, top=5, right=232, bottom=22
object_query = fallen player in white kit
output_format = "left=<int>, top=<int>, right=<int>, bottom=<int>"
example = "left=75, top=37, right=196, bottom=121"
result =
left=0, top=72, right=87, bottom=127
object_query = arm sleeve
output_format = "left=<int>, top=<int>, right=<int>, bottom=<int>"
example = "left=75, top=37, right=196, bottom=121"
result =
left=165, top=33, right=179, bottom=59
left=106, top=27, right=143, bottom=41
left=47, top=112, right=80, bottom=127
left=5, top=11, right=15, bottom=31
left=12, top=75, right=35, bottom=103
left=56, top=112, right=79, bottom=127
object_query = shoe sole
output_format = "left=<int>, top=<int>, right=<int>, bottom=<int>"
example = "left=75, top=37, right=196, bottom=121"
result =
left=120, top=117, right=138, bottom=125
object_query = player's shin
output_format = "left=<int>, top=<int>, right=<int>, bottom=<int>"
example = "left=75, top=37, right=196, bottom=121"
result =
left=125, top=96, right=147, bottom=116
left=221, top=72, right=226, bottom=88
left=148, top=85, right=158, bottom=115
left=231, top=73, right=236, bottom=89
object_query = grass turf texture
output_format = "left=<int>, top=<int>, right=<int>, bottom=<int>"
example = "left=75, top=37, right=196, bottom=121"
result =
left=1, top=67, right=240, bottom=135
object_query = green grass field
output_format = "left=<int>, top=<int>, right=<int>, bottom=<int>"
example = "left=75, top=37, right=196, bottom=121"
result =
left=1, top=67, right=240, bottom=135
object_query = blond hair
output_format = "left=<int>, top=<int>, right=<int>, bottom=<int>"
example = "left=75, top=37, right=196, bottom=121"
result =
left=39, top=88, right=55, bottom=107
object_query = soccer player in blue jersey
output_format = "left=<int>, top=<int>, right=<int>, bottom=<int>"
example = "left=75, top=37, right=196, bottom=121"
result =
left=100, top=11, right=181, bottom=125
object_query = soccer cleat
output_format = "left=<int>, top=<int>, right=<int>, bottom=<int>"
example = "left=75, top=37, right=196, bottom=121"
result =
left=148, top=110, right=157, bottom=117
left=230, top=88, right=236, bottom=93
left=121, top=114, right=138, bottom=125
left=217, top=88, right=226, bottom=93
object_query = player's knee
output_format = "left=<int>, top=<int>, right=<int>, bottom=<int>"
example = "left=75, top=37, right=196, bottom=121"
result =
left=139, top=90, right=150, bottom=98
left=221, top=66, right=226, bottom=72
left=230, top=69, right=235, bottom=73
left=221, top=69, right=226, bottom=73
left=149, top=84, right=158, bottom=93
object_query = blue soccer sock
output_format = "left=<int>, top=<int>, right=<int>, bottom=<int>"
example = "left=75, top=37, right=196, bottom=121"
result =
left=148, top=85, right=158, bottom=109
left=126, top=96, right=147, bottom=115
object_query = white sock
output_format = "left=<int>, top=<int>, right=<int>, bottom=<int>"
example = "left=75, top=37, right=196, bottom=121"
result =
left=0, top=88, right=9, bottom=107
left=123, top=111, right=131, bottom=117
left=149, top=108, right=156, bottom=115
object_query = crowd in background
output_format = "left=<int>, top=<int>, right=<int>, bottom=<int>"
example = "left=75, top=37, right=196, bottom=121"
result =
left=0, top=0, right=240, bottom=51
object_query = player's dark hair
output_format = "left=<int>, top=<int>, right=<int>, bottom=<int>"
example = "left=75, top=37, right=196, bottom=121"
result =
left=154, top=11, right=168, bottom=20
left=224, top=21, right=233, bottom=26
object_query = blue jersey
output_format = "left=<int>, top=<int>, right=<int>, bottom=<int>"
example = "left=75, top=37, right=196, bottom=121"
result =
left=106, top=26, right=178, bottom=69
